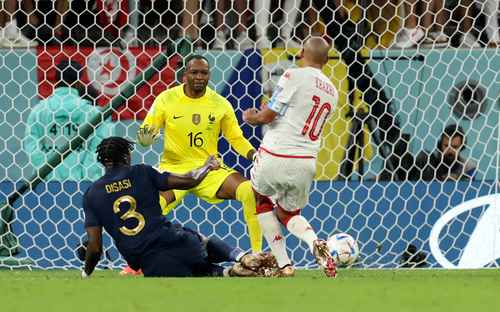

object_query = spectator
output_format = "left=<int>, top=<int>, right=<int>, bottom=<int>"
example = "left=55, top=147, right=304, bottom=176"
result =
left=0, top=0, right=38, bottom=47
left=481, top=0, right=499, bottom=47
left=331, top=0, right=400, bottom=48
left=23, top=0, right=69, bottom=43
left=213, top=0, right=253, bottom=50
left=458, top=0, right=480, bottom=48
left=24, top=60, right=114, bottom=181
left=458, top=0, right=499, bottom=48
left=394, top=0, right=449, bottom=48
left=181, top=0, right=201, bottom=43
left=130, top=0, right=168, bottom=46
left=255, top=0, right=303, bottom=49
left=414, top=124, right=476, bottom=181
left=136, top=0, right=200, bottom=46
left=95, top=0, right=129, bottom=45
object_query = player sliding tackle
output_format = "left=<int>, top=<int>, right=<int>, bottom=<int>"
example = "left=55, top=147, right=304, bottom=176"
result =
left=81, top=137, right=276, bottom=278
left=243, top=37, right=338, bottom=278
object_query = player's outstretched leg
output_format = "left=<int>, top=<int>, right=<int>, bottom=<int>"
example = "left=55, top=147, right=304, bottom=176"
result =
left=255, top=194, right=294, bottom=272
left=205, top=236, right=246, bottom=263
left=226, top=253, right=279, bottom=277
left=276, top=204, right=337, bottom=278
left=193, top=263, right=226, bottom=277
left=227, top=263, right=261, bottom=277
left=313, top=239, right=337, bottom=278
left=236, top=180, right=263, bottom=252
left=239, top=251, right=277, bottom=271
left=203, top=234, right=278, bottom=277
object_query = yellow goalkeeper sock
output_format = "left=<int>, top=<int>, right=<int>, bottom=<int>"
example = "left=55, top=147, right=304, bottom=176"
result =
left=159, top=194, right=172, bottom=216
left=236, top=181, right=262, bottom=252
left=160, top=191, right=181, bottom=216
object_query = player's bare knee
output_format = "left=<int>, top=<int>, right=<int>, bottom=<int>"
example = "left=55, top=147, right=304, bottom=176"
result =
left=217, top=173, right=247, bottom=199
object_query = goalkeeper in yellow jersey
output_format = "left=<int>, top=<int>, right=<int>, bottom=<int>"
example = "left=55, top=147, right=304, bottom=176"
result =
left=136, top=55, right=262, bottom=265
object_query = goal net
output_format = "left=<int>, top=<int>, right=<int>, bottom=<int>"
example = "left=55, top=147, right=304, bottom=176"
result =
left=0, top=0, right=498, bottom=270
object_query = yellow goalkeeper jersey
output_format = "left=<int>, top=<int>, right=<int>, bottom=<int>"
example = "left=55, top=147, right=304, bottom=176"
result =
left=141, top=85, right=254, bottom=172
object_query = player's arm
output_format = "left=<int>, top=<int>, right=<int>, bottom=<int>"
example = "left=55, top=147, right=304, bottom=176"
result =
left=82, top=226, right=102, bottom=278
left=220, top=103, right=256, bottom=160
left=242, top=102, right=278, bottom=126
left=81, top=191, right=102, bottom=278
left=168, top=156, right=219, bottom=188
left=148, top=156, right=220, bottom=190
left=137, top=95, right=166, bottom=146
left=243, top=70, right=296, bottom=126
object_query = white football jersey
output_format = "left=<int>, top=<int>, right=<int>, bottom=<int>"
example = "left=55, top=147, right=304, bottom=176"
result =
left=263, top=67, right=338, bottom=157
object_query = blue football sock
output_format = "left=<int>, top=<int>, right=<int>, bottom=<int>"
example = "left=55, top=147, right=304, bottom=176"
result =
left=193, top=263, right=225, bottom=277
left=206, top=237, right=243, bottom=263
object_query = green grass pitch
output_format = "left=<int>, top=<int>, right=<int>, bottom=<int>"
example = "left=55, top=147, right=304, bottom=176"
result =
left=2, top=269, right=499, bottom=311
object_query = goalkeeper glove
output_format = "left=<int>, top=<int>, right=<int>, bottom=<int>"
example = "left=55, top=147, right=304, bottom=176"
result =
left=137, top=126, right=159, bottom=147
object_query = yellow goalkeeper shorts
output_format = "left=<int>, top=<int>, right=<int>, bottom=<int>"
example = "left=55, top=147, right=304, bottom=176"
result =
left=157, top=163, right=237, bottom=216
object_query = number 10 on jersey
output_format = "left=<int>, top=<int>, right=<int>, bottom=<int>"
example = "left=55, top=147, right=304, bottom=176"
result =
left=301, top=95, right=332, bottom=141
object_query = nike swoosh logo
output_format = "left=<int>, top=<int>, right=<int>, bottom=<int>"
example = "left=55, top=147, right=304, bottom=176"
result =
left=173, top=115, right=183, bottom=119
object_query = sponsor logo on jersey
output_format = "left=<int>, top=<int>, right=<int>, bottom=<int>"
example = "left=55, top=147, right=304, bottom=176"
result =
left=192, top=113, right=201, bottom=125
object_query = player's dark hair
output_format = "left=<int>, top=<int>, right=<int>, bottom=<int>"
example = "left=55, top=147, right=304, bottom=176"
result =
left=184, top=54, right=210, bottom=70
left=96, top=137, right=134, bottom=167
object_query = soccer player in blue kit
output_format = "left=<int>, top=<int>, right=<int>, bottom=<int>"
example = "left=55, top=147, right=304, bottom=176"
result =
left=81, top=137, right=276, bottom=278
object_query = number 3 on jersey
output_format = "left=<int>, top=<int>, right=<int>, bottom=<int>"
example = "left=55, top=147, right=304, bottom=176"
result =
left=301, top=95, right=332, bottom=141
left=113, top=195, right=145, bottom=236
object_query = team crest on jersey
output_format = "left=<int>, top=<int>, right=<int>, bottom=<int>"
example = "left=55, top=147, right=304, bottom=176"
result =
left=208, top=113, right=215, bottom=124
left=206, top=113, right=216, bottom=130
left=192, top=114, right=201, bottom=125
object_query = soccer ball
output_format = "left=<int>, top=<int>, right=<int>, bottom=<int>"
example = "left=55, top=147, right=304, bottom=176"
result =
left=327, top=233, right=360, bottom=267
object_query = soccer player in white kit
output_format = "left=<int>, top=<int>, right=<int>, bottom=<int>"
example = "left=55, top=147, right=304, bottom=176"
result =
left=243, top=37, right=338, bottom=278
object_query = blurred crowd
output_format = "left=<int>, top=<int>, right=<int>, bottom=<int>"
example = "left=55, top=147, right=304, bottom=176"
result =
left=0, top=0, right=498, bottom=49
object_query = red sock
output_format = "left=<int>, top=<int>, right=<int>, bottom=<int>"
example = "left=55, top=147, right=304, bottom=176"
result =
left=276, top=203, right=299, bottom=226
left=256, top=195, right=274, bottom=214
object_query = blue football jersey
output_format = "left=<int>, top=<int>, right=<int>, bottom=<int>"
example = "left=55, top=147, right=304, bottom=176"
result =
left=83, top=164, right=176, bottom=263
